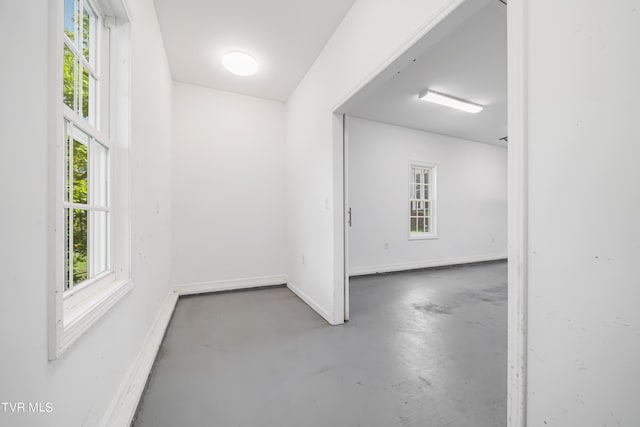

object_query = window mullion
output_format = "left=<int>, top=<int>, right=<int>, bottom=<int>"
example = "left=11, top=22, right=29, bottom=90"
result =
left=75, top=47, right=81, bottom=116
left=66, top=122, right=72, bottom=203
left=73, top=48, right=79, bottom=114
left=79, top=0, right=85, bottom=55
left=68, top=209, right=74, bottom=290
left=68, top=122, right=75, bottom=289
left=63, top=202, right=109, bottom=212
left=63, top=37, right=100, bottom=79
left=81, top=57, right=100, bottom=81
left=88, top=137, right=93, bottom=278
left=74, top=0, right=79, bottom=45
left=63, top=106, right=110, bottom=147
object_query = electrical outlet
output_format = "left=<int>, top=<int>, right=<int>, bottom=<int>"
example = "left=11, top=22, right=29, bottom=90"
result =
left=384, top=242, right=389, bottom=250
left=302, top=255, right=305, bottom=265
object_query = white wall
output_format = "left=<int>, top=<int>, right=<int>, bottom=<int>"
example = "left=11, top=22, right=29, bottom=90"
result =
left=0, top=0, right=173, bottom=425
left=525, top=1, right=640, bottom=425
left=285, top=0, right=469, bottom=324
left=347, top=118, right=507, bottom=275
left=170, top=82, right=286, bottom=288
left=288, top=0, right=640, bottom=423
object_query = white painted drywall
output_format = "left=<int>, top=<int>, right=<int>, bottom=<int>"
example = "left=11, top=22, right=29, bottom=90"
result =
left=525, top=1, right=640, bottom=425
left=347, top=118, right=507, bottom=274
left=170, top=82, right=286, bottom=287
left=0, top=0, right=174, bottom=425
left=285, top=0, right=469, bottom=324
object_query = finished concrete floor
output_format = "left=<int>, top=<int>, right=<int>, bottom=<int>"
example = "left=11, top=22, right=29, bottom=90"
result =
left=133, top=261, right=507, bottom=427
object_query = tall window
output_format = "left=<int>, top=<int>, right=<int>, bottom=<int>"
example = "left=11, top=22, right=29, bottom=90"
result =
left=62, top=0, right=110, bottom=291
left=51, top=0, right=131, bottom=359
left=409, top=163, right=437, bottom=238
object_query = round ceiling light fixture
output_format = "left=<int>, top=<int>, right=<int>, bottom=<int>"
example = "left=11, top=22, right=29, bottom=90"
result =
left=222, top=51, right=258, bottom=76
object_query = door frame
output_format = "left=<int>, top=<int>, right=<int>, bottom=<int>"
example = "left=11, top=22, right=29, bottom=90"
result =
left=343, top=113, right=350, bottom=321
left=332, top=0, right=528, bottom=425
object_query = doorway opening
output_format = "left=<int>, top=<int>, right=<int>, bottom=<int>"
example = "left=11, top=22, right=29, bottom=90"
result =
left=333, top=0, right=526, bottom=425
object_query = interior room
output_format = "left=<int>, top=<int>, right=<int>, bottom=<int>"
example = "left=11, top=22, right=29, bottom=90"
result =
left=136, top=4, right=509, bottom=425
left=344, top=0, right=507, bottom=278
left=343, top=1, right=507, bottom=423
left=1, top=0, right=639, bottom=426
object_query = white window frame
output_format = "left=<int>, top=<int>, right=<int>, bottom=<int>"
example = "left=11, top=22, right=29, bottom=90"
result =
left=48, top=0, right=133, bottom=360
left=63, top=119, right=111, bottom=293
left=408, top=161, right=438, bottom=240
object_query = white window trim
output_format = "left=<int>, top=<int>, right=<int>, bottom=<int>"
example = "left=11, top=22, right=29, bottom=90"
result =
left=63, top=115, right=112, bottom=290
left=48, top=0, right=133, bottom=360
left=408, top=160, right=438, bottom=241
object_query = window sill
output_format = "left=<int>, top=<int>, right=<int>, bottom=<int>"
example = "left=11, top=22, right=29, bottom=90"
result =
left=409, top=233, right=439, bottom=241
left=57, top=276, right=133, bottom=357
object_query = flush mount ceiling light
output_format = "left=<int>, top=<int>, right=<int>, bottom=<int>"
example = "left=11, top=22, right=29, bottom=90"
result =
left=418, top=89, right=483, bottom=114
left=222, top=51, right=258, bottom=76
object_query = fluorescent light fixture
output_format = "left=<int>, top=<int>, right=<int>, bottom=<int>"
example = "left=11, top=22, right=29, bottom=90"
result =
left=418, top=90, right=483, bottom=114
left=222, top=51, right=258, bottom=76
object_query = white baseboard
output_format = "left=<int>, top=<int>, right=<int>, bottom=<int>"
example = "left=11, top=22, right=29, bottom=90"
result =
left=174, top=274, right=288, bottom=296
left=349, top=254, right=507, bottom=277
left=100, top=291, right=179, bottom=427
left=287, top=281, right=335, bottom=324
